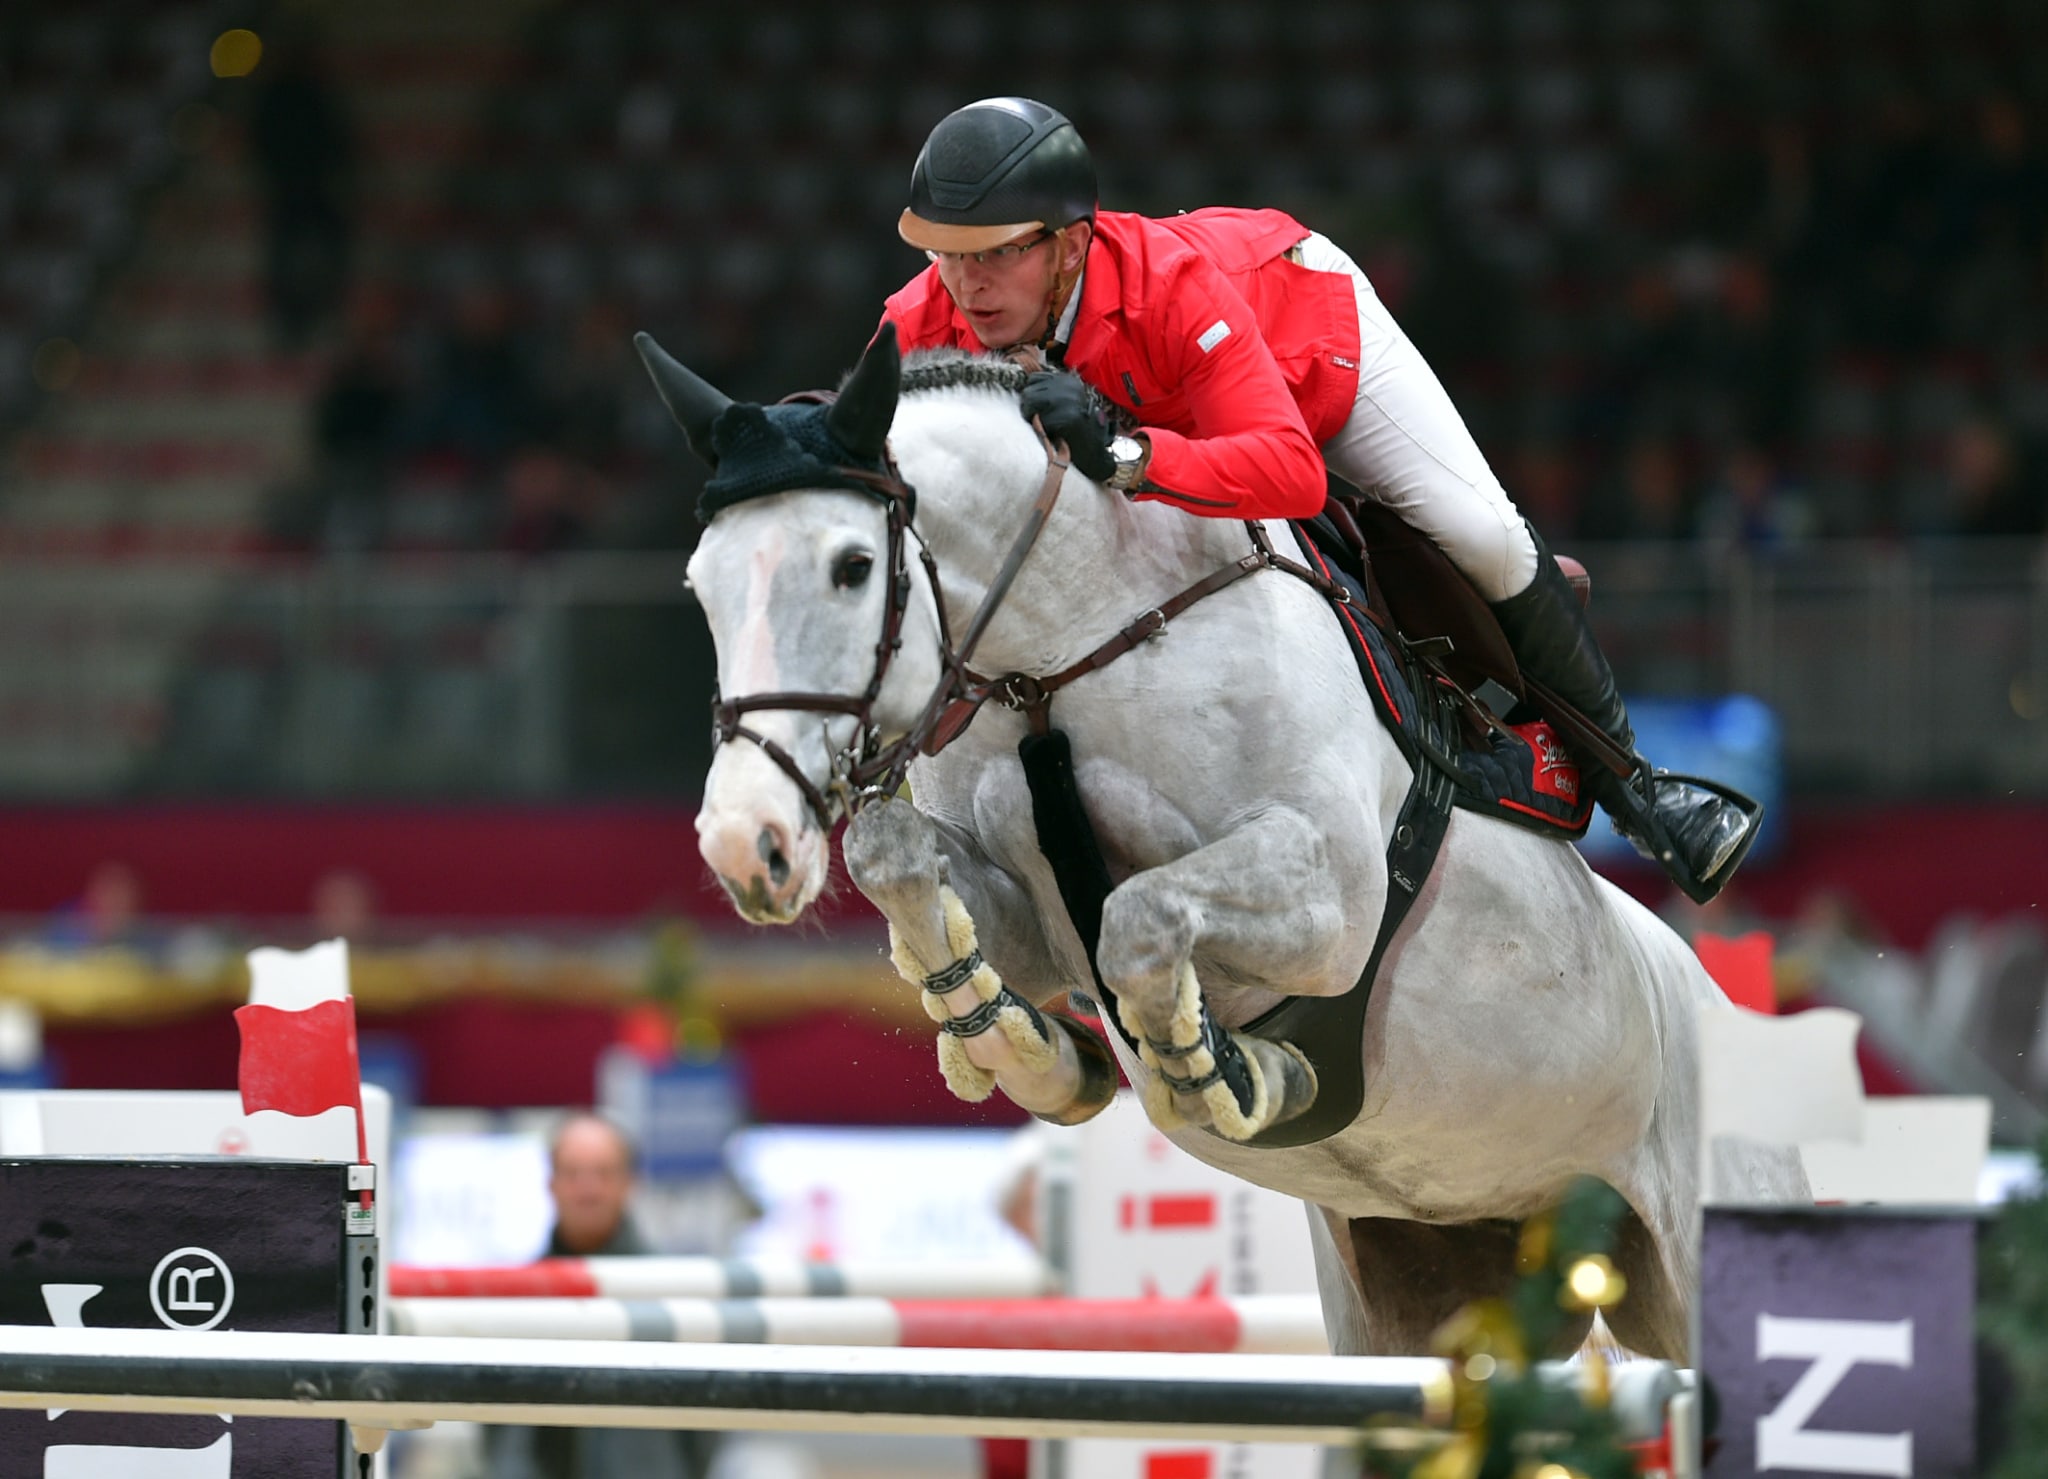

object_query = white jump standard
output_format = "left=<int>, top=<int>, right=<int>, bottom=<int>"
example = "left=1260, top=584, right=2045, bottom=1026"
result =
left=388, top=1256, right=1052, bottom=1300
left=0, top=1326, right=1451, bottom=1445
left=387, top=1293, right=1329, bottom=1353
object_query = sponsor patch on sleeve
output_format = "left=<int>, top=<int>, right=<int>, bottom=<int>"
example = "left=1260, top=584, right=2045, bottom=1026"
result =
left=1196, top=319, right=1232, bottom=353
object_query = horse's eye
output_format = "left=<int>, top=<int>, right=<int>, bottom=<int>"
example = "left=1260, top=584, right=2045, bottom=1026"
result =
left=832, top=551, right=874, bottom=590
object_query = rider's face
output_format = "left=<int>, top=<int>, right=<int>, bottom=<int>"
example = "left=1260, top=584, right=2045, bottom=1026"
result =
left=932, top=225, right=1088, bottom=349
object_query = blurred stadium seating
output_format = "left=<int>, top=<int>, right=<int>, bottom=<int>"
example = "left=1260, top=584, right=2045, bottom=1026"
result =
left=0, top=3, right=2039, bottom=820
left=0, top=1, right=227, bottom=431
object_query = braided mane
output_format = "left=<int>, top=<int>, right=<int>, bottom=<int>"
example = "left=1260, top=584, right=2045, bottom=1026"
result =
left=892, top=347, right=1118, bottom=429
left=895, top=348, right=1030, bottom=399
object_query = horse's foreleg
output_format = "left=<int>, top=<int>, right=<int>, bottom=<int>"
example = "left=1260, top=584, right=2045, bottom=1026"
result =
left=1098, top=805, right=1351, bottom=1140
left=843, top=797, right=1117, bottom=1125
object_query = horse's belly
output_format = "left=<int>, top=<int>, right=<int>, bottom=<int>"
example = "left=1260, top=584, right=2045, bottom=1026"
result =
left=1155, top=1114, right=1611, bottom=1224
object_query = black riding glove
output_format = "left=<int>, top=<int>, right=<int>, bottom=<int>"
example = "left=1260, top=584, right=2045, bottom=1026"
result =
left=1019, top=371, right=1117, bottom=485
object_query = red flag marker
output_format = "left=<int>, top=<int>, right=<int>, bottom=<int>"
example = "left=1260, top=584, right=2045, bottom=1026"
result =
left=1695, top=931, right=1776, bottom=1015
left=234, top=995, right=369, bottom=1188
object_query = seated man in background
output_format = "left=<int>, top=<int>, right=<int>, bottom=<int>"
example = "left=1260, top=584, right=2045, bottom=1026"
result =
left=486, top=1113, right=712, bottom=1478
left=546, top=1111, right=649, bottom=1255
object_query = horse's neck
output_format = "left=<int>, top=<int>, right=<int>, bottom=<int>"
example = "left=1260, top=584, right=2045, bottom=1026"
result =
left=897, top=398, right=1253, bottom=678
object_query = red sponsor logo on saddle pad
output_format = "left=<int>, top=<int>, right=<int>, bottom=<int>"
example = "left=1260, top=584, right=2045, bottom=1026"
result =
left=1511, top=720, right=1580, bottom=804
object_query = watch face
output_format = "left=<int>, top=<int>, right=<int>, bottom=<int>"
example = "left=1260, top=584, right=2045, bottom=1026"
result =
left=1108, top=436, right=1145, bottom=489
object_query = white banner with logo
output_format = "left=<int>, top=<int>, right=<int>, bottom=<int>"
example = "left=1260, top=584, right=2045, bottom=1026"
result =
left=1036, top=1091, right=1327, bottom=1479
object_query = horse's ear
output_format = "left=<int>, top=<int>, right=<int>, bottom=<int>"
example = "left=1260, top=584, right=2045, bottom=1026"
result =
left=635, top=331, right=730, bottom=466
left=828, top=322, right=900, bottom=463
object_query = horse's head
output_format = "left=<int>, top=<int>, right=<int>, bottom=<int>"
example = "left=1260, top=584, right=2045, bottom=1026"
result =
left=639, top=326, right=947, bottom=923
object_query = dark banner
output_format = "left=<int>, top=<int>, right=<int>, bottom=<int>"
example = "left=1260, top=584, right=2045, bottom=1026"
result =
left=0, top=1157, right=353, bottom=1478
left=1701, top=1206, right=1976, bottom=1478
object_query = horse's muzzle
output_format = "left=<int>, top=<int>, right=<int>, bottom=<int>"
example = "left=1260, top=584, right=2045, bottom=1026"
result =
left=701, top=810, right=817, bottom=923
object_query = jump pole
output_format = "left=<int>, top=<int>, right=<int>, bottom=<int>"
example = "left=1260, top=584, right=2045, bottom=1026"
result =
left=0, top=1326, right=1450, bottom=1446
left=389, top=1255, right=1053, bottom=1300
left=388, top=1293, right=1329, bottom=1354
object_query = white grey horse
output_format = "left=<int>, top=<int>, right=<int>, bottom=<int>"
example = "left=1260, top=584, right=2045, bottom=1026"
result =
left=641, top=327, right=1808, bottom=1361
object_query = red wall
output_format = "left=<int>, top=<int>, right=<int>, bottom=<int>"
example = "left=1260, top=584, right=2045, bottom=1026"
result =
left=0, top=803, right=841, bottom=926
left=1604, top=801, right=2048, bottom=948
left=39, top=997, right=1029, bottom=1125
left=1, top=800, right=2043, bottom=948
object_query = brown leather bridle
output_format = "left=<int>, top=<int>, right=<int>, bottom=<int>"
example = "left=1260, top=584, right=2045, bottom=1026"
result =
left=707, top=423, right=1077, bottom=833
left=709, top=420, right=1358, bottom=833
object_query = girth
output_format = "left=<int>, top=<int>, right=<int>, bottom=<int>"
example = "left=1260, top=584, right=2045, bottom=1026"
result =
left=1008, top=526, right=1463, bottom=1149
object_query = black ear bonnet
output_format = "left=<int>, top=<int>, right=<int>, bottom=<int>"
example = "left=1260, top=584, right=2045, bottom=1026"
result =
left=637, top=324, right=906, bottom=525
left=692, top=401, right=898, bottom=522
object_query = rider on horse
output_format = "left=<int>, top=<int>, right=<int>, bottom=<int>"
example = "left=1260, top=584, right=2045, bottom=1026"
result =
left=879, top=96, right=1761, bottom=905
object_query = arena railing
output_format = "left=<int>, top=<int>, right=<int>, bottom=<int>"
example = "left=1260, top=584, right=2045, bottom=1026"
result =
left=0, top=540, right=2040, bottom=800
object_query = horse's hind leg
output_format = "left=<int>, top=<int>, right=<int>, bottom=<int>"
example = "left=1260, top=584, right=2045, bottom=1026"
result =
left=1343, top=1217, right=1593, bottom=1357
left=1097, top=805, right=1356, bottom=1139
left=844, top=797, right=1117, bottom=1125
left=1307, top=1205, right=1370, bottom=1355
left=1599, top=1202, right=1692, bottom=1363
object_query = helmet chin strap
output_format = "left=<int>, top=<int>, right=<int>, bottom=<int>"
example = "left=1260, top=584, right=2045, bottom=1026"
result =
left=1030, top=226, right=1087, bottom=358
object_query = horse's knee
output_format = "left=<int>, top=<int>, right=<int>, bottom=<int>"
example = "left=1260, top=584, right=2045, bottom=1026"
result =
left=1096, top=884, right=1197, bottom=998
left=844, top=798, right=944, bottom=905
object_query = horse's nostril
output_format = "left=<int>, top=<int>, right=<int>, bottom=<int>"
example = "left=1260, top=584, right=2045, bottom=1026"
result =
left=758, top=826, right=791, bottom=887
left=723, top=874, right=774, bottom=917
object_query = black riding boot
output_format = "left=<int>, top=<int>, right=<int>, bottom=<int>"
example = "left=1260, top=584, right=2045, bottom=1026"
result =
left=1489, top=529, right=1762, bottom=903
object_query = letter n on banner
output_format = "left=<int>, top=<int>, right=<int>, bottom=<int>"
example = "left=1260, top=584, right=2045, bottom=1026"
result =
left=1699, top=1208, right=1975, bottom=1476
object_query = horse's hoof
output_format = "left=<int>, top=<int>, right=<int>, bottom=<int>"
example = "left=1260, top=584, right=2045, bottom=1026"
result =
left=1203, top=1037, right=1317, bottom=1143
left=1268, top=1041, right=1318, bottom=1126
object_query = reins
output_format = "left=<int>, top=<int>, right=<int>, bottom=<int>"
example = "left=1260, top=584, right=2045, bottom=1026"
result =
left=709, top=411, right=1366, bottom=833
left=960, top=516, right=1363, bottom=736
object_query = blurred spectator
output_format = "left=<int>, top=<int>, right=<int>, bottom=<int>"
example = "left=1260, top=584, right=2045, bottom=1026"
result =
left=535, top=299, right=633, bottom=472
left=43, top=862, right=159, bottom=956
left=1583, top=436, right=1695, bottom=541
left=615, top=83, right=676, bottom=160
left=271, top=291, right=412, bottom=550
left=309, top=868, right=380, bottom=948
left=1939, top=417, right=2046, bottom=538
left=500, top=445, right=601, bottom=556
left=545, top=1112, right=645, bottom=1255
left=410, top=284, right=533, bottom=474
left=1696, top=444, right=1818, bottom=553
left=1505, top=439, right=1585, bottom=541
left=485, top=1114, right=711, bottom=1478
left=246, top=28, right=357, bottom=349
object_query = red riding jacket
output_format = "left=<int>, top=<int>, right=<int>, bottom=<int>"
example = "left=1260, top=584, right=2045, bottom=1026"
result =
left=879, top=208, right=1363, bottom=519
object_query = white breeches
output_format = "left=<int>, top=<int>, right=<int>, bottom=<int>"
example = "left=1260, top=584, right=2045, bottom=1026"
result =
left=1295, top=232, right=1539, bottom=603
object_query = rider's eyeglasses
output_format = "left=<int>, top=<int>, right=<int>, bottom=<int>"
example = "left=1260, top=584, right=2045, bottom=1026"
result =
left=926, top=230, right=1055, bottom=268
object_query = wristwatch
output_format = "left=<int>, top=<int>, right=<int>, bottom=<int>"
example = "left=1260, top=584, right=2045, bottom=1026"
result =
left=1106, top=433, right=1149, bottom=492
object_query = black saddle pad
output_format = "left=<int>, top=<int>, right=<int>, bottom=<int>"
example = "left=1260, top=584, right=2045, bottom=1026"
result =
left=1293, top=517, right=1595, bottom=839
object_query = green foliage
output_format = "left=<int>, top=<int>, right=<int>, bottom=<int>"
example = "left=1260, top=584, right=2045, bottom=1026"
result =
left=1358, top=1177, right=1647, bottom=1479
left=645, top=918, right=722, bottom=1058
left=1979, top=1133, right=2048, bottom=1478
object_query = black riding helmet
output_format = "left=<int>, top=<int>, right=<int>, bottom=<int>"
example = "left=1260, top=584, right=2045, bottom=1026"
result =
left=899, top=97, right=1097, bottom=255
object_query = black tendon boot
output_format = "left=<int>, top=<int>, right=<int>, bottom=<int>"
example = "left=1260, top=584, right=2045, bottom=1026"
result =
left=1490, top=528, right=1763, bottom=904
